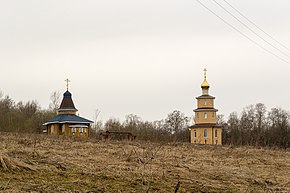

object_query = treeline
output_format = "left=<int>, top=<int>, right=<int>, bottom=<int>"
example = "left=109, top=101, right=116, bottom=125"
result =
left=0, top=90, right=289, bottom=148
left=95, top=103, right=289, bottom=149
left=222, top=103, right=290, bottom=149
left=0, top=90, right=191, bottom=141
left=0, top=91, right=54, bottom=133
left=93, top=111, right=190, bottom=142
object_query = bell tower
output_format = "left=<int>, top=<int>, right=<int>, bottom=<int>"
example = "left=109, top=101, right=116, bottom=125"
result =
left=189, top=69, right=222, bottom=145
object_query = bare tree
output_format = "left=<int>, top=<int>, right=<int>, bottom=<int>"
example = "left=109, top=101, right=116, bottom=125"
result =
left=165, top=110, right=189, bottom=134
left=124, top=114, right=142, bottom=132
left=165, top=110, right=189, bottom=142
left=104, top=118, right=123, bottom=131
left=254, top=103, right=267, bottom=146
left=268, top=108, right=290, bottom=149
left=93, top=109, right=101, bottom=131
left=227, top=112, right=240, bottom=145
left=49, top=91, right=61, bottom=114
left=217, top=114, right=225, bottom=125
left=95, top=120, right=103, bottom=131
left=240, top=105, right=255, bottom=145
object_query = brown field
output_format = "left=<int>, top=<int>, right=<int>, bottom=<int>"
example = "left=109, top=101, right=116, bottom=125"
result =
left=0, top=133, right=289, bottom=193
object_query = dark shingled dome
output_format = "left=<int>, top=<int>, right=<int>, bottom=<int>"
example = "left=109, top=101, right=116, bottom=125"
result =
left=59, top=91, right=77, bottom=110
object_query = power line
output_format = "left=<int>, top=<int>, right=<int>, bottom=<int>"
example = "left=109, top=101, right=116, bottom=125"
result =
left=195, top=0, right=290, bottom=64
left=212, top=0, right=290, bottom=59
left=222, top=0, right=290, bottom=52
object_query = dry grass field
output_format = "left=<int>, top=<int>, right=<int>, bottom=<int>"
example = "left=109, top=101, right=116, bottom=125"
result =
left=0, top=133, right=289, bottom=193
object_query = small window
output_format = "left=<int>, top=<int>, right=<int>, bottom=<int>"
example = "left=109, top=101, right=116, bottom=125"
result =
left=80, top=128, right=84, bottom=133
left=205, top=140, right=207, bottom=144
left=212, top=112, right=215, bottom=118
left=204, top=129, right=207, bottom=138
left=215, top=129, right=218, bottom=138
left=194, top=140, right=197, bottom=144
left=196, top=113, right=199, bottom=119
left=204, top=112, right=207, bottom=119
left=194, top=130, right=197, bottom=138
left=204, top=100, right=207, bottom=105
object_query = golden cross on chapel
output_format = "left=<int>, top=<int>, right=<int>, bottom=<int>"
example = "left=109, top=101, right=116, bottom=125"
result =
left=65, top=78, right=70, bottom=91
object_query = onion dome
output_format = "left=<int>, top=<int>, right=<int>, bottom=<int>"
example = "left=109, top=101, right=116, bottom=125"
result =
left=201, top=68, right=210, bottom=88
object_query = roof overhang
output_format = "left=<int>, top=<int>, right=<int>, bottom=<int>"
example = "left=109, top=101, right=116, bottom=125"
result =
left=196, top=95, right=215, bottom=99
left=43, top=121, right=93, bottom=126
left=193, top=108, right=218, bottom=112
left=189, top=124, right=222, bottom=128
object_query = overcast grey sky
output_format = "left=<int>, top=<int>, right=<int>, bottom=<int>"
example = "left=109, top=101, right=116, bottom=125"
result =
left=1, top=0, right=290, bottom=122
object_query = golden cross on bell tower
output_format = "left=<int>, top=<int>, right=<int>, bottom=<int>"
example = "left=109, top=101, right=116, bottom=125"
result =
left=65, top=78, right=70, bottom=91
left=204, top=68, right=207, bottom=80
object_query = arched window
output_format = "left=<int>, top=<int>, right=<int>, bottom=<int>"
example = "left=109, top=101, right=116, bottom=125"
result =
left=204, top=112, right=207, bottom=119
left=204, top=129, right=207, bottom=138
left=215, top=129, right=218, bottom=138
left=72, top=127, right=76, bottom=135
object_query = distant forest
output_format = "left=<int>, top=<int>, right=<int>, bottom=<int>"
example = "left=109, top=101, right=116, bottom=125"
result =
left=0, top=91, right=289, bottom=149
